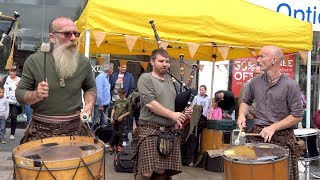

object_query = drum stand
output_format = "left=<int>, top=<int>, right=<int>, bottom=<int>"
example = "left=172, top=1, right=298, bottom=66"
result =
left=301, top=158, right=320, bottom=180
left=302, top=160, right=311, bottom=180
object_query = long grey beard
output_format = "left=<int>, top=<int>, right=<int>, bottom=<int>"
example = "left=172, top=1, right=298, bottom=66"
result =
left=52, top=43, right=79, bottom=79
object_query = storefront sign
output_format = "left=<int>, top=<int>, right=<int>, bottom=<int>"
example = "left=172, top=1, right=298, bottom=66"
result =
left=232, top=55, right=295, bottom=97
left=247, top=0, right=320, bottom=31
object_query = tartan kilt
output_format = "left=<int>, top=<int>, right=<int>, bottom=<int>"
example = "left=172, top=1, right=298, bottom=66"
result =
left=21, top=113, right=94, bottom=144
left=248, top=125, right=299, bottom=180
left=132, top=121, right=182, bottom=176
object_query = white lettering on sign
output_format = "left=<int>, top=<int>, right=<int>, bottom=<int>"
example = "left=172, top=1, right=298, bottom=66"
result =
left=233, top=72, right=253, bottom=81
left=91, top=65, right=103, bottom=72
left=233, top=61, right=255, bottom=71
left=280, top=59, right=293, bottom=67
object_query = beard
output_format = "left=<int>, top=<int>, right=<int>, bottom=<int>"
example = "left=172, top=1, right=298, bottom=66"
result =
left=52, top=40, right=79, bottom=79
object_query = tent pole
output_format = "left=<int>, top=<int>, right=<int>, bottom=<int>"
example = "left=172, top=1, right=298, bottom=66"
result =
left=210, top=61, right=216, bottom=100
left=210, top=47, right=217, bottom=102
left=85, top=29, right=90, bottom=58
left=306, top=51, right=311, bottom=128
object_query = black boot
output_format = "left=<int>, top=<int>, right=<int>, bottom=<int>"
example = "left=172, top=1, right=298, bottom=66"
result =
left=135, top=174, right=151, bottom=180
left=151, top=172, right=165, bottom=180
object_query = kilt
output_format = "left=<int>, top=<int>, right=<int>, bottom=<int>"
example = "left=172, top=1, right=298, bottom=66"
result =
left=132, top=121, right=182, bottom=176
left=248, top=125, right=299, bottom=180
left=21, top=112, right=94, bottom=144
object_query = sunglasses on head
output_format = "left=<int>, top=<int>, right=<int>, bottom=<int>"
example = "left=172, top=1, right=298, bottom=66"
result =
left=53, top=31, right=80, bottom=38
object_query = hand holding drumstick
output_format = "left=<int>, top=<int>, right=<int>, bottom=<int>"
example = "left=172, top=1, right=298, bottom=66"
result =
left=234, top=128, right=262, bottom=145
left=234, top=127, right=242, bottom=145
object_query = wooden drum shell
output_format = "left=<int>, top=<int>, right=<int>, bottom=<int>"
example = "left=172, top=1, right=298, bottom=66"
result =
left=223, top=143, right=289, bottom=180
left=200, top=128, right=231, bottom=153
left=223, top=158, right=288, bottom=180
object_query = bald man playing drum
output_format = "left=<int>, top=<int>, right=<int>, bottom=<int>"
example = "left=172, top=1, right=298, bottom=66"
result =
left=237, top=46, right=304, bottom=180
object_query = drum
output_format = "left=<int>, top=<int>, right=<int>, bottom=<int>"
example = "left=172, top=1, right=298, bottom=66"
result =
left=223, top=143, right=288, bottom=180
left=294, top=128, right=320, bottom=160
left=200, top=120, right=235, bottom=153
left=200, top=128, right=231, bottom=153
left=13, top=136, right=105, bottom=180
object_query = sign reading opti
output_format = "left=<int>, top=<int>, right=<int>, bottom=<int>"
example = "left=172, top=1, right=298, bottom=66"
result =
left=247, top=0, right=320, bottom=31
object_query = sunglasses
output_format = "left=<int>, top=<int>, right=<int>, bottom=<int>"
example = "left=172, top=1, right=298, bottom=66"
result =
left=53, top=31, right=80, bottom=38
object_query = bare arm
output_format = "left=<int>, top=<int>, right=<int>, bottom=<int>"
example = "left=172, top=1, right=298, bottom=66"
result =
left=118, top=111, right=131, bottom=122
left=261, top=115, right=301, bottom=142
left=23, top=81, right=49, bottom=105
left=237, top=102, right=250, bottom=128
left=110, top=109, right=115, bottom=123
left=121, top=111, right=131, bottom=118
left=82, top=91, right=96, bottom=116
left=269, top=115, right=301, bottom=131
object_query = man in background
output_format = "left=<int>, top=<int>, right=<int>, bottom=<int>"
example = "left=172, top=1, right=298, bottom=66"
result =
left=92, top=63, right=113, bottom=129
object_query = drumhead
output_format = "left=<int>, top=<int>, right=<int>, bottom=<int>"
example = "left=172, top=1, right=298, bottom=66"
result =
left=16, top=142, right=101, bottom=161
left=294, top=128, right=319, bottom=137
left=13, top=136, right=104, bottom=162
left=222, top=143, right=288, bottom=164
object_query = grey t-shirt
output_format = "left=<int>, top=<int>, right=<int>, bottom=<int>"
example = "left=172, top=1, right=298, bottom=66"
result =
left=243, top=73, right=304, bottom=126
left=138, top=73, right=176, bottom=126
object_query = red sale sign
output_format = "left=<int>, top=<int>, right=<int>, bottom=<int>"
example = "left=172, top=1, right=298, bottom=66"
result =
left=232, top=55, right=295, bottom=98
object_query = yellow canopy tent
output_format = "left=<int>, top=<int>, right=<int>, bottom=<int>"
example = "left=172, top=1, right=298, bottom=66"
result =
left=75, top=0, right=312, bottom=61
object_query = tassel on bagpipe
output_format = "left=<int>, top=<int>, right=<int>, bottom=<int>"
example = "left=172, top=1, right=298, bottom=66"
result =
left=1, top=11, right=20, bottom=70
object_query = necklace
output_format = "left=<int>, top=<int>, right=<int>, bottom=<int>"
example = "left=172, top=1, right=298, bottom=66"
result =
left=59, top=78, right=65, bottom=87
left=268, top=73, right=282, bottom=84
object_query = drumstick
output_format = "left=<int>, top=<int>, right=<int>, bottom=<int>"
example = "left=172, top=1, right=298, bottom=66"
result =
left=234, top=127, right=242, bottom=145
left=243, top=133, right=262, bottom=137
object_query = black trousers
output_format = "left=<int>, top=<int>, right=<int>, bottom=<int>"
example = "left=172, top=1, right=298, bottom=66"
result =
left=110, top=120, right=124, bottom=147
left=9, top=104, right=18, bottom=135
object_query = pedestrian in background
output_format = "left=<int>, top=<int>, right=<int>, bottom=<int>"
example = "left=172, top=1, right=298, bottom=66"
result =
left=109, top=88, right=131, bottom=154
left=0, top=86, right=9, bottom=144
left=192, top=85, right=210, bottom=116
left=92, top=63, right=113, bottom=129
left=4, top=65, right=20, bottom=140
left=206, top=98, right=222, bottom=120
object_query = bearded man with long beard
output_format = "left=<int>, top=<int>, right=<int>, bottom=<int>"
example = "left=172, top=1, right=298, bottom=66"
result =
left=16, top=17, right=96, bottom=143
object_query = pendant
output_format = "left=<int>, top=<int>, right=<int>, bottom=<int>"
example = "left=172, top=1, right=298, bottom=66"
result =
left=59, top=78, right=65, bottom=87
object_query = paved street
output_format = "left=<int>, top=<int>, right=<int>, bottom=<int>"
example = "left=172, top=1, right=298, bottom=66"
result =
left=0, top=128, right=222, bottom=180
left=0, top=128, right=319, bottom=180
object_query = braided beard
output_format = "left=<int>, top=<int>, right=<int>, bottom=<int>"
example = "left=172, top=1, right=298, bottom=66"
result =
left=52, top=40, right=79, bottom=79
